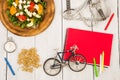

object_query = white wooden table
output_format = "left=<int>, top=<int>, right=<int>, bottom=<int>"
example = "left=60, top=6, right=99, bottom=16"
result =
left=0, top=0, right=120, bottom=80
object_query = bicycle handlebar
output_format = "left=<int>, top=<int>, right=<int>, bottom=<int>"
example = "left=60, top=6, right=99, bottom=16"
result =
left=70, top=45, right=79, bottom=51
left=64, top=45, right=79, bottom=53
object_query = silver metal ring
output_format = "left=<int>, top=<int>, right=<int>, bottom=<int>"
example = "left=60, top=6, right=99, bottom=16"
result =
left=4, top=37, right=17, bottom=53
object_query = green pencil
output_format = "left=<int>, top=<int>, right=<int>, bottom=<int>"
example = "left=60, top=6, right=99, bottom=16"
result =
left=93, top=58, right=99, bottom=77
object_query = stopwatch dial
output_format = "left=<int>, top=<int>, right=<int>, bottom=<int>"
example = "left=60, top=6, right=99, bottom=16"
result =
left=4, top=41, right=16, bottom=53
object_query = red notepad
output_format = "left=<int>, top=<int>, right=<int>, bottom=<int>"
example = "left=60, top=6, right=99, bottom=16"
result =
left=63, top=28, right=113, bottom=66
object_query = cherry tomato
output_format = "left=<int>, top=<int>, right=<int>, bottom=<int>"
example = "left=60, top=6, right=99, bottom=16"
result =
left=29, top=1, right=35, bottom=12
left=17, top=15, right=27, bottom=22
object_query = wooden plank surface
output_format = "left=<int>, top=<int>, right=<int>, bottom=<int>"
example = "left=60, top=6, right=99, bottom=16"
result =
left=62, top=0, right=93, bottom=80
left=35, top=0, right=63, bottom=80
left=0, top=0, right=120, bottom=80
left=6, top=32, right=35, bottom=80
left=94, top=0, right=119, bottom=80
left=0, top=22, right=7, bottom=80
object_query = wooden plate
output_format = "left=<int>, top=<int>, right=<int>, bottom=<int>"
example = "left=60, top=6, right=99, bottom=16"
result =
left=0, top=0, right=1, bottom=20
left=0, top=0, right=55, bottom=37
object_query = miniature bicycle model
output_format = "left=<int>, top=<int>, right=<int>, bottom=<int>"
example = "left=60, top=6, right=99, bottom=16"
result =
left=43, top=45, right=87, bottom=76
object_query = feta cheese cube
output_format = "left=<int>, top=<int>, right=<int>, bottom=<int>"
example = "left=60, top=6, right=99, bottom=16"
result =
left=27, top=1, right=30, bottom=4
left=23, top=0, right=26, bottom=4
left=23, top=5, right=27, bottom=9
left=34, top=5, right=39, bottom=10
left=27, top=18, right=30, bottom=21
left=34, top=0, right=38, bottom=3
left=33, top=12, right=37, bottom=16
left=27, top=5, right=30, bottom=7
left=25, top=9, right=32, bottom=17
left=28, top=12, right=32, bottom=17
left=20, top=12, right=23, bottom=15
left=33, top=12, right=41, bottom=18
left=18, top=4, right=22, bottom=10
left=35, top=14, right=41, bottom=18
left=24, top=5, right=30, bottom=9
left=27, top=22, right=33, bottom=27
left=12, top=2, right=17, bottom=7
left=19, top=0, right=22, bottom=4
left=15, top=13, right=19, bottom=16
left=24, top=9, right=27, bottom=12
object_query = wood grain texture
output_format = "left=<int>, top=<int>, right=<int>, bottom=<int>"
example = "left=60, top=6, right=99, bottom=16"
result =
left=0, top=0, right=1, bottom=20
left=0, top=0, right=120, bottom=80
left=0, top=0, right=55, bottom=37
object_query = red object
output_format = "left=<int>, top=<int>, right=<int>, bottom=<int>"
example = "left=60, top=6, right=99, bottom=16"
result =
left=64, top=28, right=113, bottom=66
left=17, top=15, right=27, bottom=22
left=29, top=1, right=35, bottom=12
left=104, top=13, right=114, bottom=30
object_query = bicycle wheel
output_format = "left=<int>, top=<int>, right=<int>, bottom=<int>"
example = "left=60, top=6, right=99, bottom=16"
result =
left=68, top=54, right=87, bottom=72
left=43, top=58, right=61, bottom=76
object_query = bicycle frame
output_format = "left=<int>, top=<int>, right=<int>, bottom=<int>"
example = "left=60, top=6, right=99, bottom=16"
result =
left=55, top=50, right=75, bottom=64
left=55, top=52, right=64, bottom=63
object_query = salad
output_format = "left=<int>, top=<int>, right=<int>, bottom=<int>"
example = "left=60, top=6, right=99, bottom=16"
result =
left=6, top=0, right=46, bottom=28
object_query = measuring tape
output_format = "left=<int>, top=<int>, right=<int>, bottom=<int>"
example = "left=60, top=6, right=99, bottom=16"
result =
left=63, top=0, right=111, bottom=27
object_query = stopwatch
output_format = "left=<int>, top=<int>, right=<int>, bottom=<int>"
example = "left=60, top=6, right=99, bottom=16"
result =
left=4, top=37, right=17, bottom=53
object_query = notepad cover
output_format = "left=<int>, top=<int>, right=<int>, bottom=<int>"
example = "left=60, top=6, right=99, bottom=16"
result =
left=63, top=28, right=113, bottom=66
